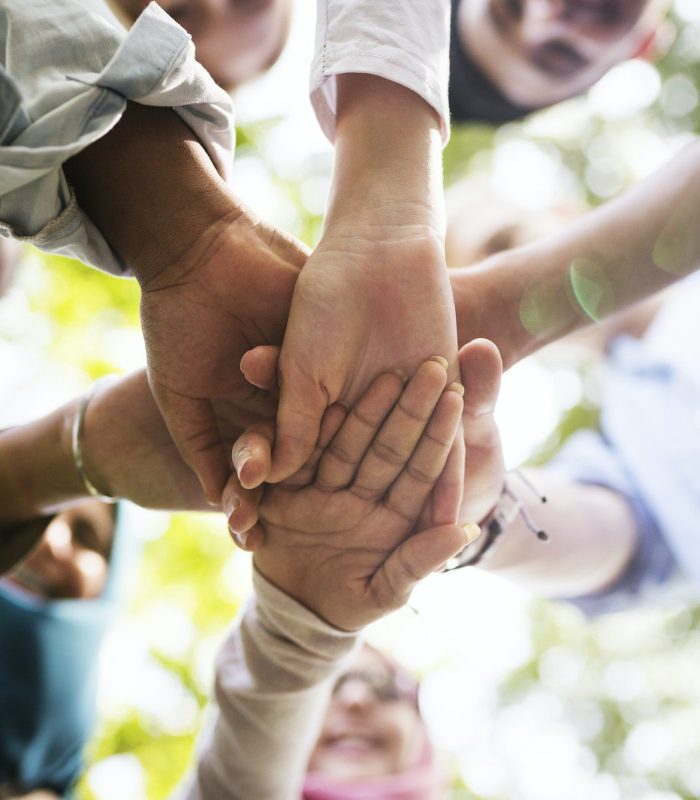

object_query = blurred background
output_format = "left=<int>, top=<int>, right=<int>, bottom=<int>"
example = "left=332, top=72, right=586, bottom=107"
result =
left=3, top=0, right=700, bottom=797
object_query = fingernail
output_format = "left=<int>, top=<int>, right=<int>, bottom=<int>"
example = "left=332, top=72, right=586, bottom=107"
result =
left=223, top=495, right=240, bottom=520
left=392, top=368, right=408, bottom=382
left=231, top=530, right=248, bottom=550
left=462, top=522, right=481, bottom=545
left=447, top=382, right=465, bottom=397
left=234, top=447, right=253, bottom=474
left=429, top=356, right=448, bottom=370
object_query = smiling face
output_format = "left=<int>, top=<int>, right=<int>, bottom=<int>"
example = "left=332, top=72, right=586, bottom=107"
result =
left=116, top=0, right=292, bottom=90
left=457, top=0, right=666, bottom=108
left=307, top=646, right=427, bottom=781
left=9, top=502, right=115, bottom=599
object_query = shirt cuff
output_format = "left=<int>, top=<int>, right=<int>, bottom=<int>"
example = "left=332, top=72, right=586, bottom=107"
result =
left=0, top=1, right=234, bottom=275
left=310, top=0, right=451, bottom=145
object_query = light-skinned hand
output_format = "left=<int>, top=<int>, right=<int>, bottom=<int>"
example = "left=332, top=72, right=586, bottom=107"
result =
left=237, top=358, right=472, bottom=630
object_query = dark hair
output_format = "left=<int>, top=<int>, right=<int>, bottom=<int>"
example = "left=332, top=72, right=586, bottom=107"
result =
left=449, top=0, right=535, bottom=124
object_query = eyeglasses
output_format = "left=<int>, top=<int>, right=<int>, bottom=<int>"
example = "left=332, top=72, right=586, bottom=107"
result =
left=331, top=670, right=417, bottom=704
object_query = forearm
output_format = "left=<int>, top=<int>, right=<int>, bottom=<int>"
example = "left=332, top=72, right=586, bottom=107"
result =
left=183, top=570, right=357, bottom=800
left=0, top=371, right=207, bottom=531
left=327, top=74, right=445, bottom=237
left=0, top=404, right=84, bottom=527
left=64, top=102, right=238, bottom=289
left=452, top=141, right=700, bottom=368
left=477, top=469, right=638, bottom=598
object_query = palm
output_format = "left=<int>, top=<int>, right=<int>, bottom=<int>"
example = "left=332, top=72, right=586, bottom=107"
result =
left=252, top=359, right=467, bottom=631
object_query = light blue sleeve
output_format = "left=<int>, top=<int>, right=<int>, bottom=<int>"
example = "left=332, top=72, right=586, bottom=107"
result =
left=0, top=0, right=234, bottom=275
left=549, top=429, right=678, bottom=617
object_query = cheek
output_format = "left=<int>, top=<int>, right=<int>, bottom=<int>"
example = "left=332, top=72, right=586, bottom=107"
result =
left=379, top=706, right=426, bottom=771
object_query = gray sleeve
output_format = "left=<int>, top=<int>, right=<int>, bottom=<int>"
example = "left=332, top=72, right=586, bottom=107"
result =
left=0, top=0, right=234, bottom=275
left=549, top=430, right=678, bottom=616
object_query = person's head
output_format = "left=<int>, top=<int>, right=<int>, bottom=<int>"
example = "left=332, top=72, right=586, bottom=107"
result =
left=445, top=178, right=583, bottom=266
left=9, top=501, right=115, bottom=600
left=308, top=646, right=424, bottom=781
left=115, top=0, right=293, bottom=91
left=452, top=0, right=669, bottom=118
left=303, top=645, right=443, bottom=799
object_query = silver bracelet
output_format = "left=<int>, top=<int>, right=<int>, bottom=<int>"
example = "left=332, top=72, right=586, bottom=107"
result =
left=71, top=377, right=118, bottom=503
left=443, top=469, right=548, bottom=572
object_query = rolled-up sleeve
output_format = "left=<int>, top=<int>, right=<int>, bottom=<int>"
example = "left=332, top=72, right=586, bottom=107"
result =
left=310, top=0, right=451, bottom=145
left=177, top=570, right=358, bottom=800
left=0, top=0, right=234, bottom=275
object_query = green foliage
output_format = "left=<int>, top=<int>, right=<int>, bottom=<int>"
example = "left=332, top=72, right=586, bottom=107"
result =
left=12, top=11, right=700, bottom=798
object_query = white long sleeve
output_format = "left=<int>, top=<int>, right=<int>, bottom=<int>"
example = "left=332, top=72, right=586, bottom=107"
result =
left=179, top=570, right=359, bottom=800
left=0, top=0, right=233, bottom=274
left=310, top=0, right=451, bottom=145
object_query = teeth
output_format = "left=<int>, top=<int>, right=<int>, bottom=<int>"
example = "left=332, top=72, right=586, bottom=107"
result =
left=330, top=735, right=375, bottom=747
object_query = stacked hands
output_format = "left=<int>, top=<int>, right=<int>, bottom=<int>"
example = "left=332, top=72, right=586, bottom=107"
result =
left=75, top=337, right=506, bottom=631
left=1, top=86, right=510, bottom=629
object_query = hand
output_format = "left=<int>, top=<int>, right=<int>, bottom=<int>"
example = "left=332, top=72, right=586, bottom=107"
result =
left=230, top=337, right=506, bottom=540
left=246, top=358, right=471, bottom=631
left=246, top=75, right=464, bottom=526
left=64, top=103, right=308, bottom=505
left=139, top=206, right=307, bottom=504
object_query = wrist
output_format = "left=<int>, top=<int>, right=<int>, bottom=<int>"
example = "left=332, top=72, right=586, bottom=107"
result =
left=65, top=102, right=241, bottom=290
left=452, top=244, right=573, bottom=370
left=0, top=405, right=86, bottom=526
left=327, top=75, right=445, bottom=236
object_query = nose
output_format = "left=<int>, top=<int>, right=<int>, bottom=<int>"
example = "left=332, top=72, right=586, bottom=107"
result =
left=43, top=518, right=73, bottom=561
left=334, top=678, right=377, bottom=710
left=197, top=0, right=229, bottom=15
left=518, top=0, right=567, bottom=46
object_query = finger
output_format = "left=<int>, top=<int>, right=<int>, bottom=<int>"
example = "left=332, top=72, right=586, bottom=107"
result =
left=283, top=402, right=348, bottom=489
left=314, top=371, right=406, bottom=492
left=460, top=338, right=502, bottom=421
left=370, top=524, right=472, bottom=611
left=229, top=520, right=265, bottom=552
left=384, top=384, right=464, bottom=521
left=222, top=471, right=264, bottom=543
left=150, top=383, right=228, bottom=504
left=427, top=422, right=465, bottom=527
left=231, top=421, right=275, bottom=490
left=459, top=338, right=506, bottom=518
left=351, top=358, right=449, bottom=502
left=240, top=346, right=281, bottom=393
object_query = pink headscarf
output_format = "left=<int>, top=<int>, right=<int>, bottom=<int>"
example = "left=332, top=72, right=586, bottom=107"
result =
left=302, top=736, right=445, bottom=800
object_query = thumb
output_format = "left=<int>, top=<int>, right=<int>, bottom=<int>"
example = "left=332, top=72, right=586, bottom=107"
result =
left=371, top=524, right=474, bottom=611
left=240, top=345, right=281, bottom=392
left=269, top=368, right=329, bottom=483
left=150, top=383, right=228, bottom=504
left=458, top=338, right=502, bottom=413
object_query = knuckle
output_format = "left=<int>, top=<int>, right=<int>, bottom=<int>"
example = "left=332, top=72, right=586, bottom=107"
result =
left=397, top=400, right=429, bottom=423
left=370, top=438, right=406, bottom=466
left=327, top=442, right=358, bottom=465
left=351, top=482, right=378, bottom=501
left=405, top=462, right=439, bottom=484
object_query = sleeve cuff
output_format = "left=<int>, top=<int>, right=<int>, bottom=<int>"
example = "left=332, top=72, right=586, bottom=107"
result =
left=0, top=1, right=234, bottom=275
left=310, top=0, right=451, bottom=145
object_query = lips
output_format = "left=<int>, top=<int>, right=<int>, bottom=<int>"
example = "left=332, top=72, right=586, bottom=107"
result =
left=322, top=732, right=385, bottom=757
